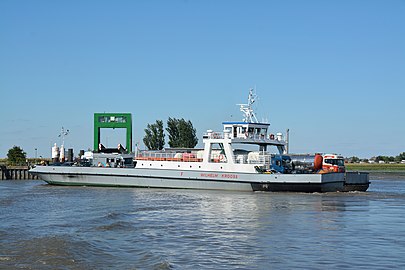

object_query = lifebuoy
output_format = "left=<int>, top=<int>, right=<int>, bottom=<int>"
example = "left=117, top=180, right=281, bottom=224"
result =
left=270, top=134, right=275, bottom=140
left=219, top=154, right=225, bottom=161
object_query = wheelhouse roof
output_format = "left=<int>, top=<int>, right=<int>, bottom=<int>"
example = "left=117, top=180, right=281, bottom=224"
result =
left=222, top=121, right=270, bottom=127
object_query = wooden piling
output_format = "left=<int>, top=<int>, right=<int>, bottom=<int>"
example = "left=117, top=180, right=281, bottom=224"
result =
left=0, top=166, right=38, bottom=180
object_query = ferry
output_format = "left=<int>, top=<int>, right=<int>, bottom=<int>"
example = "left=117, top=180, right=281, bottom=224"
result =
left=30, top=89, right=369, bottom=192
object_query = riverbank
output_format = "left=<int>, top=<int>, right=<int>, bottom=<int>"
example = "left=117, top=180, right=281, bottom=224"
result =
left=346, top=163, right=405, bottom=180
left=346, top=163, right=405, bottom=172
left=0, top=158, right=49, bottom=165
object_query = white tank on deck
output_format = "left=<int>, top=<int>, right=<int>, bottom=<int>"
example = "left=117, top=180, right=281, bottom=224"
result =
left=51, top=143, right=59, bottom=159
left=197, top=150, right=204, bottom=159
left=60, top=145, right=65, bottom=162
left=247, top=151, right=260, bottom=163
left=83, top=151, right=94, bottom=160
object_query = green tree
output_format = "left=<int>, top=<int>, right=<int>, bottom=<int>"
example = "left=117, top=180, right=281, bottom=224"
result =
left=375, top=156, right=386, bottom=163
left=376, top=155, right=396, bottom=163
left=350, top=156, right=360, bottom=163
left=166, top=117, right=198, bottom=148
left=166, top=117, right=180, bottom=147
left=7, top=146, right=27, bottom=165
left=143, top=120, right=165, bottom=150
left=395, top=152, right=405, bottom=162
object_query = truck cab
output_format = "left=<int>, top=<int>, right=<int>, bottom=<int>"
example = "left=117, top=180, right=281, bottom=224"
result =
left=323, top=154, right=345, bottom=173
left=271, top=155, right=292, bottom=173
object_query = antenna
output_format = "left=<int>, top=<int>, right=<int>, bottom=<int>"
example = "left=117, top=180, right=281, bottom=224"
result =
left=58, top=126, right=70, bottom=146
left=238, top=88, right=259, bottom=123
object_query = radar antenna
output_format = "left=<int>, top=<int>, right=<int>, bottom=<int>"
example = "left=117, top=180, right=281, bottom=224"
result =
left=238, top=88, right=258, bottom=123
left=58, top=126, right=70, bottom=146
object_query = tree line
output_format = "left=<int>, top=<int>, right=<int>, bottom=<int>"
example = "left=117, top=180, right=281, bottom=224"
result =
left=375, top=152, right=405, bottom=163
left=348, top=152, right=405, bottom=163
left=143, top=117, right=198, bottom=150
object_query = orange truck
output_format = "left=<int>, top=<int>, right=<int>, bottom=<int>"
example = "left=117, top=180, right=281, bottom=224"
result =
left=322, top=154, right=345, bottom=173
left=290, top=153, right=345, bottom=173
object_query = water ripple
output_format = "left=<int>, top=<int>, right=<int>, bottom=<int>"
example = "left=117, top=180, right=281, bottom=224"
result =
left=1, top=179, right=405, bottom=269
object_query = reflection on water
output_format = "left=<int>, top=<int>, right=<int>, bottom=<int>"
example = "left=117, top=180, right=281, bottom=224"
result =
left=1, top=177, right=405, bottom=269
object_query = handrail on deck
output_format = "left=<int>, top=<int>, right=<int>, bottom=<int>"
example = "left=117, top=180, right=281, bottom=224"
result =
left=136, top=151, right=272, bottom=165
left=203, top=131, right=282, bottom=142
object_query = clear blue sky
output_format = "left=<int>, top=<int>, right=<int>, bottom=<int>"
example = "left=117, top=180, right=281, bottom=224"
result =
left=1, top=0, right=404, bottom=158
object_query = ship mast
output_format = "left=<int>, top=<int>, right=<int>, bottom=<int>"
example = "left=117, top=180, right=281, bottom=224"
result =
left=238, top=88, right=258, bottom=123
left=58, top=126, right=70, bottom=146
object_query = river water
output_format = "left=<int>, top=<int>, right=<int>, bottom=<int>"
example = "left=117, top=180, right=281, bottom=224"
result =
left=1, top=174, right=405, bottom=269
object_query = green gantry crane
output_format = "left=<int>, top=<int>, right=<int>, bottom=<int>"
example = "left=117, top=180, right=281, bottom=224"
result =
left=93, top=113, right=132, bottom=153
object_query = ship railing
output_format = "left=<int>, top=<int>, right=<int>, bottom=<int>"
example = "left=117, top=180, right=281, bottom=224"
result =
left=204, top=132, right=270, bottom=140
left=243, top=134, right=272, bottom=141
left=203, top=132, right=225, bottom=139
left=210, top=153, right=271, bottom=164
left=204, top=131, right=282, bottom=142
left=136, top=151, right=272, bottom=164
left=136, top=151, right=203, bottom=162
left=233, top=154, right=272, bottom=165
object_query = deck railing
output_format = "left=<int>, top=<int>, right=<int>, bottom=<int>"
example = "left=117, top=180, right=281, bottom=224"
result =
left=203, top=131, right=281, bottom=142
left=203, top=132, right=225, bottom=139
left=136, top=151, right=203, bottom=162
left=136, top=151, right=272, bottom=165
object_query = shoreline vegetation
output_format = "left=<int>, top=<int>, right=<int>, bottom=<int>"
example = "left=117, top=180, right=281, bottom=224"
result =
left=346, top=164, right=405, bottom=179
left=345, top=163, right=405, bottom=172
left=0, top=158, right=50, bottom=166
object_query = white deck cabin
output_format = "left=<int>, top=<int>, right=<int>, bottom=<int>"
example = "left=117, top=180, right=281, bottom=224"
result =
left=135, top=89, right=287, bottom=172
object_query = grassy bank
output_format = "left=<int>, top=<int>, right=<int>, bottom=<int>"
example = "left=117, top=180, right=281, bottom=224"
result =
left=346, top=163, right=405, bottom=172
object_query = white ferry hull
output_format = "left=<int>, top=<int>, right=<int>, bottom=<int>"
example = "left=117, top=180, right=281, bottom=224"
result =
left=30, top=166, right=345, bottom=192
